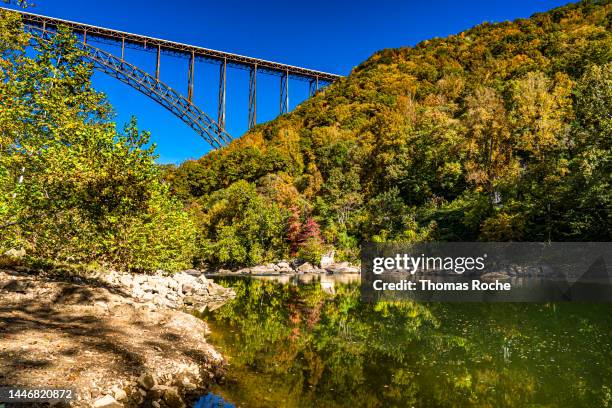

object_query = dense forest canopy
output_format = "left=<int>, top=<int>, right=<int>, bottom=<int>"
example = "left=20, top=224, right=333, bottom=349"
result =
left=165, top=0, right=611, bottom=267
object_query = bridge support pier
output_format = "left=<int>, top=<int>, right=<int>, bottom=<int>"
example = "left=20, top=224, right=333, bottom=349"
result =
left=309, top=76, right=319, bottom=97
left=280, top=69, right=289, bottom=114
left=187, top=51, right=195, bottom=102
left=218, top=58, right=227, bottom=132
left=248, top=64, right=257, bottom=129
left=155, top=45, right=161, bottom=80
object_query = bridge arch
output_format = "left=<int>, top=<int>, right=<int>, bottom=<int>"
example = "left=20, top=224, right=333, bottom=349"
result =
left=26, top=26, right=231, bottom=149
left=5, top=7, right=341, bottom=149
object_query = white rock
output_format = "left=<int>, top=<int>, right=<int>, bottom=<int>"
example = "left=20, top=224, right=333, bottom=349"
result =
left=133, top=275, right=147, bottom=285
left=297, top=262, right=316, bottom=273
left=153, top=295, right=172, bottom=307
left=166, top=278, right=179, bottom=290
left=174, top=273, right=196, bottom=284
left=119, top=275, right=133, bottom=287
left=92, top=395, right=123, bottom=408
left=153, top=284, right=168, bottom=296
left=112, top=386, right=127, bottom=401
left=250, top=265, right=274, bottom=275
left=132, top=286, right=144, bottom=297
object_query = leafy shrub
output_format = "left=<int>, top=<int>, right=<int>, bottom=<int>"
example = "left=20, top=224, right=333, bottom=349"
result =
left=480, top=212, right=526, bottom=241
left=194, top=180, right=289, bottom=267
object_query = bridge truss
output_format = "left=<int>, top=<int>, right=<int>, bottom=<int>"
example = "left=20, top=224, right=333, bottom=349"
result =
left=2, top=7, right=341, bottom=148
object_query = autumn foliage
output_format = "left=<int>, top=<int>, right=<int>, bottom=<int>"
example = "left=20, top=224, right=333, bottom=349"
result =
left=167, top=1, right=611, bottom=266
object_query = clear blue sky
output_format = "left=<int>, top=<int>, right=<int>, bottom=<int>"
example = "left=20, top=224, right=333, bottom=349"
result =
left=4, top=0, right=570, bottom=163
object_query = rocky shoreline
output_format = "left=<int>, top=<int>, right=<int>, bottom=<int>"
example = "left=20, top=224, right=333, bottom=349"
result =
left=209, top=260, right=360, bottom=276
left=99, top=269, right=235, bottom=312
left=0, top=267, right=235, bottom=408
left=0, top=257, right=357, bottom=407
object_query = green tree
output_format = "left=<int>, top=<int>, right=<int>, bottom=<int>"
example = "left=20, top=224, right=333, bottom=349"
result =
left=196, top=180, right=289, bottom=266
left=0, top=11, right=196, bottom=271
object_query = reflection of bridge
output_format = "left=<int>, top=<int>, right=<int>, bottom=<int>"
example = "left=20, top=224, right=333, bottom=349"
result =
left=2, top=8, right=342, bottom=149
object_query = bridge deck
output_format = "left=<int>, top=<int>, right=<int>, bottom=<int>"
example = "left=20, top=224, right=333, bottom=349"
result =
left=0, top=7, right=341, bottom=82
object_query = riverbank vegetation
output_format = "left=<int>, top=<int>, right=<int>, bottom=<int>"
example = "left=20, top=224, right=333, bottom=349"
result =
left=0, top=11, right=196, bottom=271
left=167, top=0, right=611, bottom=267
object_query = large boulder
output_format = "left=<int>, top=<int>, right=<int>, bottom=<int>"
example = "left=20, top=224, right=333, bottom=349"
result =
left=324, top=262, right=359, bottom=274
left=162, top=387, right=186, bottom=408
left=297, top=262, right=316, bottom=273
left=137, top=372, right=157, bottom=390
left=249, top=265, right=276, bottom=275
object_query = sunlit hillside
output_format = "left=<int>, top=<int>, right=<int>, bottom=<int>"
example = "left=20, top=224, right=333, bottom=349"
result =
left=167, top=0, right=611, bottom=266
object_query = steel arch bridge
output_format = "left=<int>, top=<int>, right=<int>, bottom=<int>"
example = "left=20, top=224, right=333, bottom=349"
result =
left=1, top=7, right=342, bottom=149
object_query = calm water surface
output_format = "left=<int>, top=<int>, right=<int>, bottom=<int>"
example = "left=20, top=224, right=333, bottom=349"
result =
left=200, top=275, right=612, bottom=407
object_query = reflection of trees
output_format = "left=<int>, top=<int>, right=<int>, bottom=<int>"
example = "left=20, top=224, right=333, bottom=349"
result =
left=204, top=279, right=612, bottom=407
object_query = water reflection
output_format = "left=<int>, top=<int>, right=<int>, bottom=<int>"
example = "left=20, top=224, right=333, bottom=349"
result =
left=250, top=273, right=360, bottom=294
left=201, top=276, right=612, bottom=408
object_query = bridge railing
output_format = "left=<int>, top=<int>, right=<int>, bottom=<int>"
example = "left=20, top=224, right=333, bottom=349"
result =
left=3, top=7, right=340, bottom=82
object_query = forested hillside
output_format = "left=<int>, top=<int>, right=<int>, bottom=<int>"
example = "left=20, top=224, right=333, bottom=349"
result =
left=166, top=0, right=611, bottom=267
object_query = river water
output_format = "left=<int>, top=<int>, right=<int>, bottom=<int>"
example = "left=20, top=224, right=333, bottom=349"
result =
left=199, top=274, right=612, bottom=407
